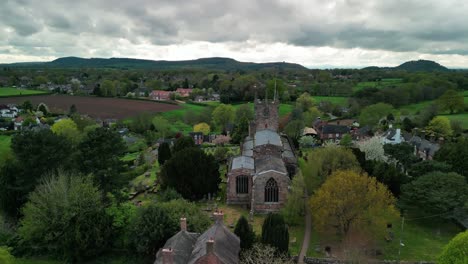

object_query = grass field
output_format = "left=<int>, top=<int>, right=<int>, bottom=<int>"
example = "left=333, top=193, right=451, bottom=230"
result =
left=0, top=87, right=47, bottom=97
left=354, top=78, right=404, bottom=92
left=398, top=100, right=435, bottom=115
left=0, top=135, right=11, bottom=154
left=439, top=113, right=468, bottom=128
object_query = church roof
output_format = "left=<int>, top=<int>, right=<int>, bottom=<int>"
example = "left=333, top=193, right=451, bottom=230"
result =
left=255, top=155, right=287, bottom=175
left=154, top=231, right=200, bottom=264
left=242, top=138, right=254, bottom=156
left=188, top=221, right=240, bottom=264
left=254, top=129, right=282, bottom=147
left=231, top=156, right=255, bottom=170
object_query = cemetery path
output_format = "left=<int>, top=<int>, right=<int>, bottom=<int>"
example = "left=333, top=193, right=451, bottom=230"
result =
left=298, top=189, right=312, bottom=264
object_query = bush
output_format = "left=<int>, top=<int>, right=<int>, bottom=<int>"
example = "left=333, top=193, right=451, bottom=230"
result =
left=234, top=216, right=256, bottom=250
left=438, top=230, right=468, bottom=264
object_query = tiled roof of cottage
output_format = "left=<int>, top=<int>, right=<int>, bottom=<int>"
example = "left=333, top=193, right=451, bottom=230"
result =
left=407, top=136, right=440, bottom=156
left=254, top=129, right=282, bottom=147
left=188, top=221, right=240, bottom=264
left=154, top=231, right=200, bottom=264
left=321, top=125, right=350, bottom=134
left=231, top=156, right=255, bottom=170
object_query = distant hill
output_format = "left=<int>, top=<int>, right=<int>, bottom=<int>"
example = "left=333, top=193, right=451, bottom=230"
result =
left=363, top=59, right=449, bottom=72
left=1, top=57, right=307, bottom=71
left=395, top=60, right=449, bottom=71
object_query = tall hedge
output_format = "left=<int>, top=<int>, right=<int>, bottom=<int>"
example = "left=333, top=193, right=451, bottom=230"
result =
left=261, top=213, right=289, bottom=253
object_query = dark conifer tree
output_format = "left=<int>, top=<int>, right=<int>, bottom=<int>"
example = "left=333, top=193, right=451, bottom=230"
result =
left=234, top=215, right=256, bottom=250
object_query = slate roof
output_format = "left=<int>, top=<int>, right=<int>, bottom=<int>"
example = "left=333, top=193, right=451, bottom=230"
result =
left=321, top=125, right=350, bottom=134
left=242, top=138, right=254, bottom=156
left=254, top=129, right=282, bottom=147
left=231, top=156, right=255, bottom=170
left=255, top=155, right=287, bottom=175
left=188, top=221, right=240, bottom=264
left=281, top=137, right=296, bottom=160
left=155, top=231, right=200, bottom=264
left=407, top=136, right=440, bottom=157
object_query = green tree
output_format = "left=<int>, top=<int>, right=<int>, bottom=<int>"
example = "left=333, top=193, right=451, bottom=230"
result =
left=438, top=230, right=468, bottom=264
left=0, top=247, right=14, bottom=264
left=78, top=127, right=127, bottom=194
left=232, top=117, right=250, bottom=144
left=408, top=160, right=453, bottom=178
left=359, top=103, right=394, bottom=126
left=0, top=130, right=72, bottom=218
left=235, top=104, right=254, bottom=124
left=127, top=205, right=174, bottom=255
left=51, top=118, right=81, bottom=144
left=234, top=215, right=256, bottom=250
left=426, top=116, right=453, bottom=137
left=152, top=116, right=171, bottom=138
left=261, top=213, right=289, bottom=253
left=339, top=134, right=353, bottom=147
left=400, top=172, right=468, bottom=217
left=283, top=120, right=304, bottom=142
left=160, top=148, right=220, bottom=200
left=309, top=170, right=399, bottom=238
left=212, top=104, right=235, bottom=131
left=282, top=172, right=305, bottom=225
left=296, top=92, right=315, bottom=112
left=101, top=80, right=116, bottom=97
left=438, top=89, right=464, bottom=114
left=434, top=138, right=468, bottom=178
left=383, top=142, right=417, bottom=172
left=172, top=136, right=195, bottom=153
left=157, top=142, right=171, bottom=165
left=159, top=199, right=211, bottom=233
left=18, top=172, right=111, bottom=261
left=21, top=100, right=33, bottom=111
left=37, top=102, right=49, bottom=116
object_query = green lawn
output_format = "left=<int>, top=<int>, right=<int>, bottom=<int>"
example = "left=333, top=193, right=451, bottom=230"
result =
left=312, top=96, right=348, bottom=106
left=381, top=219, right=461, bottom=261
left=161, top=103, right=207, bottom=120
left=439, top=113, right=468, bottom=129
left=398, top=100, right=435, bottom=115
left=0, top=87, right=47, bottom=97
left=0, top=135, right=11, bottom=154
left=354, top=78, right=404, bottom=92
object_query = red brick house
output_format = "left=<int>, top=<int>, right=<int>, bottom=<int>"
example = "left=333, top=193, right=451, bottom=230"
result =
left=176, top=88, right=193, bottom=97
left=150, top=90, right=173, bottom=101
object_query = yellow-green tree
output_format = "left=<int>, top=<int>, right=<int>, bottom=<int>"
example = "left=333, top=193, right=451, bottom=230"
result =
left=51, top=118, right=81, bottom=144
left=212, top=104, right=234, bottom=131
left=426, top=116, right=453, bottom=137
left=438, top=90, right=464, bottom=114
left=193, top=122, right=211, bottom=135
left=438, top=230, right=468, bottom=264
left=309, top=170, right=399, bottom=238
left=296, top=92, right=315, bottom=112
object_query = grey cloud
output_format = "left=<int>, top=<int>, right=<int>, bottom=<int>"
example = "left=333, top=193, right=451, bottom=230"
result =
left=1, top=0, right=468, bottom=59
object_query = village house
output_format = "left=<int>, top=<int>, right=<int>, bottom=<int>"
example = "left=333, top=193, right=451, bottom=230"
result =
left=381, top=125, right=404, bottom=144
left=175, top=88, right=193, bottom=98
left=189, top=132, right=204, bottom=145
left=226, top=96, right=297, bottom=213
left=404, top=134, right=440, bottom=160
left=313, top=118, right=350, bottom=141
left=155, top=212, right=240, bottom=264
left=150, top=90, right=173, bottom=101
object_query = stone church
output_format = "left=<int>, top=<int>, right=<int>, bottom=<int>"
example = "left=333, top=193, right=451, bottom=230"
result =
left=226, top=97, right=297, bottom=213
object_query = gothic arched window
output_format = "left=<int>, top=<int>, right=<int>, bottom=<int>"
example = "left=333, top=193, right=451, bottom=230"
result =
left=264, top=178, right=278, bottom=202
left=236, top=175, right=248, bottom=194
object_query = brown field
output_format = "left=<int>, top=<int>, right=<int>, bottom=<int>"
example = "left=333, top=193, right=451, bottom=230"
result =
left=0, top=95, right=180, bottom=119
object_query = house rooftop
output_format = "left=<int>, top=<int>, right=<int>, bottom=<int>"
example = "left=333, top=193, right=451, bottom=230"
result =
left=154, top=231, right=200, bottom=264
left=231, top=156, right=254, bottom=170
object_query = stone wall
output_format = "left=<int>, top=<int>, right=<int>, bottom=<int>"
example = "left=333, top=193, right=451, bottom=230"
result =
left=226, top=168, right=253, bottom=206
left=252, top=170, right=290, bottom=213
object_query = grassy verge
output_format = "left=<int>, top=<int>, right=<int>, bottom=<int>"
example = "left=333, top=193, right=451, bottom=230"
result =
left=0, top=87, right=47, bottom=97
left=0, top=135, right=11, bottom=154
left=439, top=113, right=468, bottom=129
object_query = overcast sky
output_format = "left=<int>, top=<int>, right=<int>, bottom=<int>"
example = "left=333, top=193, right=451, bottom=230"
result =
left=1, top=0, right=468, bottom=68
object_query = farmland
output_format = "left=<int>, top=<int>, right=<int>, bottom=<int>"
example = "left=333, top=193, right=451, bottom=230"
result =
left=353, top=78, right=404, bottom=92
left=0, top=95, right=180, bottom=119
left=0, top=87, right=47, bottom=97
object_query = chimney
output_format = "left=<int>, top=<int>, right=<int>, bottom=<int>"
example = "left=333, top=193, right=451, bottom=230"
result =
left=213, top=211, right=224, bottom=224
left=162, top=248, right=173, bottom=264
left=206, top=238, right=215, bottom=254
left=180, top=217, right=187, bottom=232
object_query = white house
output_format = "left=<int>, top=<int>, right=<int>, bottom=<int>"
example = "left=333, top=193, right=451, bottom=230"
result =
left=381, top=125, right=404, bottom=145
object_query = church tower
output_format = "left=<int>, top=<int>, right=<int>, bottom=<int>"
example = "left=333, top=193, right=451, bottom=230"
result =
left=254, top=97, right=279, bottom=132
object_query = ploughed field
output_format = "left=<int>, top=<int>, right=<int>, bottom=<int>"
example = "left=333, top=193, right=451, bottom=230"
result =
left=0, top=95, right=180, bottom=119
